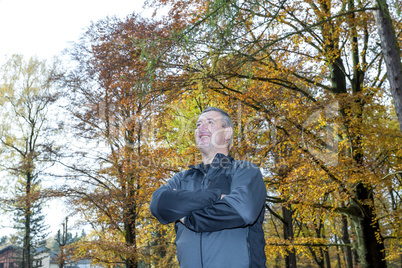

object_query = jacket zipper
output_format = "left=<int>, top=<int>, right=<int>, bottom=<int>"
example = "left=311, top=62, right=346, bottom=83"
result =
left=201, top=171, right=207, bottom=188
left=200, top=233, right=203, bottom=268
left=200, top=172, right=207, bottom=268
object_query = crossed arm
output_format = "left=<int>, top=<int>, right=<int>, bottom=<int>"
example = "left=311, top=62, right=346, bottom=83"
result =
left=150, top=165, right=266, bottom=232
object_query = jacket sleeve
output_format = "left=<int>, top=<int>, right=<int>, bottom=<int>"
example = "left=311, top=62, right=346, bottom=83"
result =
left=183, top=162, right=266, bottom=232
left=150, top=171, right=222, bottom=224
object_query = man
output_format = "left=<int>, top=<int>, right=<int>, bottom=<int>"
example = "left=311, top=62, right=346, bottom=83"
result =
left=150, top=107, right=267, bottom=268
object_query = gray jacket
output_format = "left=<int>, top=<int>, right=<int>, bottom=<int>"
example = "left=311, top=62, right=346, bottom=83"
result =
left=150, top=154, right=267, bottom=268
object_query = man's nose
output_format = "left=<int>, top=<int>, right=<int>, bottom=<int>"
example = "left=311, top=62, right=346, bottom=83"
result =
left=198, top=122, right=208, bottom=131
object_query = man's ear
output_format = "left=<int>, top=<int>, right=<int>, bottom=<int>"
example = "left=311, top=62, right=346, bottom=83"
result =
left=225, top=127, right=233, bottom=143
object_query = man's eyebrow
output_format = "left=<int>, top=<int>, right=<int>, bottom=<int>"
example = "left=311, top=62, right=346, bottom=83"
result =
left=197, top=117, right=218, bottom=123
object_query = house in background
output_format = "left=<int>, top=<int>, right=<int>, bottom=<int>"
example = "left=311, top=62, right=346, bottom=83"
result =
left=0, top=245, right=21, bottom=268
left=0, top=245, right=99, bottom=268
left=48, top=252, right=93, bottom=268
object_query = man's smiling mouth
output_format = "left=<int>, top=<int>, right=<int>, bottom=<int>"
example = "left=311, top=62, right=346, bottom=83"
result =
left=199, top=133, right=211, bottom=138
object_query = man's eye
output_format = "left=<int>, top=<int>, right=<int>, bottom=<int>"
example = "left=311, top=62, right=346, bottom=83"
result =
left=208, top=120, right=214, bottom=124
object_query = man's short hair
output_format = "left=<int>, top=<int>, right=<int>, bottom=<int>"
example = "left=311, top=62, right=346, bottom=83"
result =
left=201, top=107, right=234, bottom=146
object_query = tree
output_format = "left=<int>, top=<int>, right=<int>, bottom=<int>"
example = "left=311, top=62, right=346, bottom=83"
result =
left=0, top=55, right=59, bottom=268
left=54, top=217, right=69, bottom=268
left=372, top=0, right=402, bottom=133
left=0, top=236, right=7, bottom=246
left=57, top=14, right=180, bottom=267
left=51, top=217, right=84, bottom=268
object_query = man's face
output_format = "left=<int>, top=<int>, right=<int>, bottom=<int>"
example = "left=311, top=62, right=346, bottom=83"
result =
left=194, top=111, right=230, bottom=152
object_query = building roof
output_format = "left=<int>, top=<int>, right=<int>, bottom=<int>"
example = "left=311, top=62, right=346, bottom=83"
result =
left=0, top=244, right=19, bottom=255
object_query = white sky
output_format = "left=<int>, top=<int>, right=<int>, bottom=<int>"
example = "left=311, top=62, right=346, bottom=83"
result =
left=0, top=0, right=153, bottom=238
left=0, top=0, right=151, bottom=61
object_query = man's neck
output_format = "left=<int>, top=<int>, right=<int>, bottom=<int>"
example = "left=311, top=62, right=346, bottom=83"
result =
left=201, top=150, right=229, bottom=164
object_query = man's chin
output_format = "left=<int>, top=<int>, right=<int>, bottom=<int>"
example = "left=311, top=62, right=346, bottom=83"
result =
left=197, top=143, right=210, bottom=149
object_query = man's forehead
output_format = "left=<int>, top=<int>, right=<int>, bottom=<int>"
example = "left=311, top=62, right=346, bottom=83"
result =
left=197, top=111, right=222, bottom=121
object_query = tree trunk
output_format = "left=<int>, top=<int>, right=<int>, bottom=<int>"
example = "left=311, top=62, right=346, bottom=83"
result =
left=282, top=205, right=297, bottom=268
left=324, top=247, right=331, bottom=268
left=372, top=0, right=402, bottom=133
left=124, top=127, right=139, bottom=268
left=124, top=196, right=138, bottom=268
left=350, top=183, right=387, bottom=268
left=334, top=235, right=342, bottom=268
left=341, top=215, right=353, bottom=268
left=24, top=173, right=32, bottom=268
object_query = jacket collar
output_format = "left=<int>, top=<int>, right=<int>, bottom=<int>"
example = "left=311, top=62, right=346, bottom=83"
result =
left=190, top=153, right=234, bottom=171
